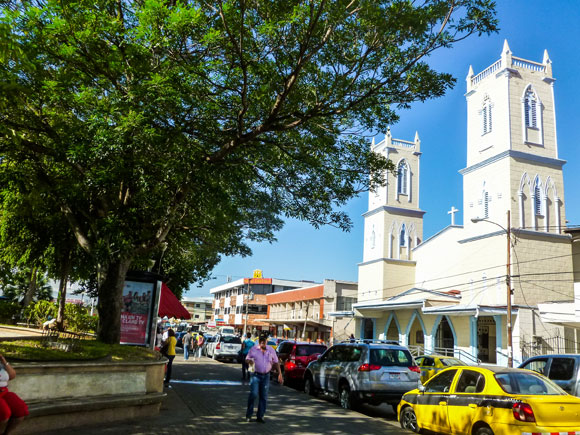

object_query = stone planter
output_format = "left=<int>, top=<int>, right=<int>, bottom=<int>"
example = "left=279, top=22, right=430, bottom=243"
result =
left=9, top=359, right=166, bottom=434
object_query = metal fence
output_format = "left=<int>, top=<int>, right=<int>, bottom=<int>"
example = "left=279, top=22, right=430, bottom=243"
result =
left=521, top=336, right=579, bottom=360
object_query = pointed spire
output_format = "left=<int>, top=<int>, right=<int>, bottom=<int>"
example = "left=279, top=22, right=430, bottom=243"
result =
left=543, top=49, right=551, bottom=64
left=371, top=136, right=375, bottom=147
left=414, top=131, right=421, bottom=153
left=466, top=65, right=474, bottom=79
left=502, top=39, right=511, bottom=55
left=386, top=126, right=391, bottom=137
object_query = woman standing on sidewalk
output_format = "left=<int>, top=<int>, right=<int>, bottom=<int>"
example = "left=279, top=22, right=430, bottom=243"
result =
left=164, top=329, right=177, bottom=385
left=0, top=354, right=28, bottom=434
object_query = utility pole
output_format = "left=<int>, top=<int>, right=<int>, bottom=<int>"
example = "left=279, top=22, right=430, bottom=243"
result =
left=301, top=303, right=309, bottom=340
left=506, top=210, right=513, bottom=367
left=243, top=282, right=251, bottom=336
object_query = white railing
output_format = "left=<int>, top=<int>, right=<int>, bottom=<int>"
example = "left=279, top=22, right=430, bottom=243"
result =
left=511, top=56, right=546, bottom=73
left=471, top=59, right=502, bottom=85
left=391, top=139, right=415, bottom=148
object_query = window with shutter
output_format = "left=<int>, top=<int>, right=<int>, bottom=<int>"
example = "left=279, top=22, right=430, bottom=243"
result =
left=400, top=224, right=407, bottom=247
left=525, top=89, right=537, bottom=128
left=397, top=161, right=408, bottom=195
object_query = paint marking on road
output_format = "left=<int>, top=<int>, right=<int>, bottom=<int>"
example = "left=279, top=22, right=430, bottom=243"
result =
left=171, top=379, right=244, bottom=386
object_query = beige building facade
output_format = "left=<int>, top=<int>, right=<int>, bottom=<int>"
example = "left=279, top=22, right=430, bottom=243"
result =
left=355, top=41, right=579, bottom=367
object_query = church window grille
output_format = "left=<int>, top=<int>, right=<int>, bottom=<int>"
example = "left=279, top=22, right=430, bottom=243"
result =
left=400, top=224, right=407, bottom=248
left=480, top=190, right=489, bottom=219
left=397, top=161, right=409, bottom=195
left=482, top=97, right=492, bottom=135
left=534, top=178, right=543, bottom=216
left=524, top=89, right=537, bottom=128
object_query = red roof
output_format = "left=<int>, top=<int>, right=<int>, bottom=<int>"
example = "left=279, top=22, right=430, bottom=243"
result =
left=158, top=283, right=191, bottom=319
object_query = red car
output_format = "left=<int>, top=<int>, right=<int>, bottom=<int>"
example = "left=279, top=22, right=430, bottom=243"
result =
left=276, top=341, right=327, bottom=384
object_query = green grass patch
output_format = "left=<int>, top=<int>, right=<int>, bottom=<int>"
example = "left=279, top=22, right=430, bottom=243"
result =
left=0, top=339, right=161, bottom=362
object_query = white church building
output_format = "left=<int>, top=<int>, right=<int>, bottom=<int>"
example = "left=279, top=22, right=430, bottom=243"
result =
left=352, top=41, right=580, bottom=367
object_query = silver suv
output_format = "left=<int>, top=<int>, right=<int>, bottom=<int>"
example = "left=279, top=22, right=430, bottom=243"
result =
left=303, top=340, right=420, bottom=409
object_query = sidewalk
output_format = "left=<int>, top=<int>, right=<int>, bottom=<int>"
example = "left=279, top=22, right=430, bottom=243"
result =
left=46, top=354, right=411, bottom=435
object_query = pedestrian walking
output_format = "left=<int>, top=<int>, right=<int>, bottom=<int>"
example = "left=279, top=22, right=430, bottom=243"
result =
left=182, top=329, right=192, bottom=361
left=195, top=334, right=204, bottom=361
left=240, top=333, right=255, bottom=381
left=164, top=329, right=177, bottom=385
left=0, top=353, right=29, bottom=434
left=245, top=335, right=282, bottom=423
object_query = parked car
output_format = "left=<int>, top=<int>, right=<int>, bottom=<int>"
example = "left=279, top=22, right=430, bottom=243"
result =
left=202, top=335, right=217, bottom=356
left=519, top=354, right=580, bottom=396
left=415, top=354, right=467, bottom=383
left=275, top=341, right=327, bottom=384
left=303, top=340, right=420, bottom=410
left=175, top=331, right=188, bottom=348
left=398, top=365, right=580, bottom=434
left=208, top=334, right=242, bottom=362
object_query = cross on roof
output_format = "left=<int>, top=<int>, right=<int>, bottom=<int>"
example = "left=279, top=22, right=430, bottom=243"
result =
left=448, top=206, right=459, bottom=226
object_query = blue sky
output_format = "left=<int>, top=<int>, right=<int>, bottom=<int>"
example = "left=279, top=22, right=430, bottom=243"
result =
left=185, top=1, right=580, bottom=298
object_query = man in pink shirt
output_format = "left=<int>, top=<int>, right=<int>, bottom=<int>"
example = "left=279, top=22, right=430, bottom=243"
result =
left=245, top=335, right=282, bottom=423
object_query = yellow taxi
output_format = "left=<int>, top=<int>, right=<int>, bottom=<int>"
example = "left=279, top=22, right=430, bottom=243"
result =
left=253, top=337, right=278, bottom=350
left=415, top=354, right=467, bottom=383
left=398, top=365, right=580, bottom=435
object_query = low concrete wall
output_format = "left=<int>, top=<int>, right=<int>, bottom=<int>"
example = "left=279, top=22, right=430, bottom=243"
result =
left=9, top=359, right=166, bottom=434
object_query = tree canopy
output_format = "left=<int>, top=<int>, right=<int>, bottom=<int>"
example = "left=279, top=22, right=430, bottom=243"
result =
left=0, top=0, right=497, bottom=342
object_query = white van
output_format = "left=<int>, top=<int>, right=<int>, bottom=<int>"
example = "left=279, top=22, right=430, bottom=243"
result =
left=219, top=326, right=236, bottom=336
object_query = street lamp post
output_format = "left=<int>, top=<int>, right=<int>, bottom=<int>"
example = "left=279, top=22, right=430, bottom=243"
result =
left=471, top=210, right=513, bottom=368
left=243, top=283, right=253, bottom=337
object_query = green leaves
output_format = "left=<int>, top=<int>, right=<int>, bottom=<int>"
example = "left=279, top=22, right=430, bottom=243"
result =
left=0, top=0, right=497, bottom=340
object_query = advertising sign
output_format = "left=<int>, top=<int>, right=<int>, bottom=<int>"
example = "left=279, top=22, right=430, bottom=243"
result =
left=120, top=280, right=156, bottom=345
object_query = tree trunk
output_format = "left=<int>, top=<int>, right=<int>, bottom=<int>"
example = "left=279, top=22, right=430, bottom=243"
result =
left=56, top=250, right=71, bottom=331
left=22, top=266, right=38, bottom=307
left=97, top=258, right=132, bottom=344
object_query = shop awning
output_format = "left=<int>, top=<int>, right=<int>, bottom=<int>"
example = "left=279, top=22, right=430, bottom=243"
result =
left=158, top=283, right=191, bottom=319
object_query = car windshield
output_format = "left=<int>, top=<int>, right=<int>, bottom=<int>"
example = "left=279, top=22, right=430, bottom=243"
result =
left=222, top=336, right=241, bottom=344
left=296, top=345, right=327, bottom=356
left=370, top=349, right=413, bottom=367
left=495, top=372, right=567, bottom=395
left=441, top=358, right=466, bottom=366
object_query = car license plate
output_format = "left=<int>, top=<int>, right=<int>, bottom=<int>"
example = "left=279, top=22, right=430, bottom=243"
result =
left=390, top=373, right=400, bottom=380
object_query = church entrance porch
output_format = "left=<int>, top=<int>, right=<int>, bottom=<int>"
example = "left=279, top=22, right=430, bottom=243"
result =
left=434, top=316, right=455, bottom=355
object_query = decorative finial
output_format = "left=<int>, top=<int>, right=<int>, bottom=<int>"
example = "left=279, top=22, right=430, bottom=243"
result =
left=371, top=136, right=375, bottom=147
left=386, top=127, right=391, bottom=137
left=502, top=39, right=511, bottom=54
left=467, top=65, right=474, bottom=79
left=543, top=49, right=551, bottom=64
left=414, top=131, right=420, bottom=143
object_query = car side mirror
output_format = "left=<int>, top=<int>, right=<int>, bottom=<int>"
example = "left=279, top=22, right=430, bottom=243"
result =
left=418, top=381, right=426, bottom=394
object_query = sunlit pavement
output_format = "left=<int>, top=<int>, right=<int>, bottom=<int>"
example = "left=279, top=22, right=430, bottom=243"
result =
left=46, top=350, right=412, bottom=434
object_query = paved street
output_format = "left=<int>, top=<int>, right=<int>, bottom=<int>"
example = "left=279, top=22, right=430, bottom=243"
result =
left=48, top=351, right=411, bottom=435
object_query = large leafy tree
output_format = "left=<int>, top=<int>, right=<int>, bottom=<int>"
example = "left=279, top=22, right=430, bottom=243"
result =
left=0, top=0, right=497, bottom=343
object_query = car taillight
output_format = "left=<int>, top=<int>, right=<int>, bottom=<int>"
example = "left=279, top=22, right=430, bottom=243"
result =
left=286, top=361, right=296, bottom=370
left=513, top=402, right=535, bottom=422
left=290, top=355, right=296, bottom=362
left=409, top=365, right=421, bottom=373
left=358, top=364, right=381, bottom=372
left=216, top=343, right=221, bottom=349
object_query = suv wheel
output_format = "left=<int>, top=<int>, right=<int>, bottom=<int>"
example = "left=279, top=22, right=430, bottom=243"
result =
left=400, top=407, right=420, bottom=433
left=339, top=384, right=358, bottom=410
left=304, top=376, right=316, bottom=396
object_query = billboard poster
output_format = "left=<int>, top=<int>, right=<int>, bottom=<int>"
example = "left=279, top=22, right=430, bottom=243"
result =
left=120, top=280, right=155, bottom=345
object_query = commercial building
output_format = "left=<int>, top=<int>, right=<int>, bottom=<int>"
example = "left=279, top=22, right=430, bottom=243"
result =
left=210, top=275, right=315, bottom=335
left=264, top=279, right=357, bottom=344
left=181, top=296, right=213, bottom=329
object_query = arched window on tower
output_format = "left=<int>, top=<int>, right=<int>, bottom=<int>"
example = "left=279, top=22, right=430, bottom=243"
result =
left=524, top=88, right=537, bottom=128
left=482, top=96, right=492, bottom=135
left=397, top=160, right=409, bottom=195
left=400, top=224, right=407, bottom=248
